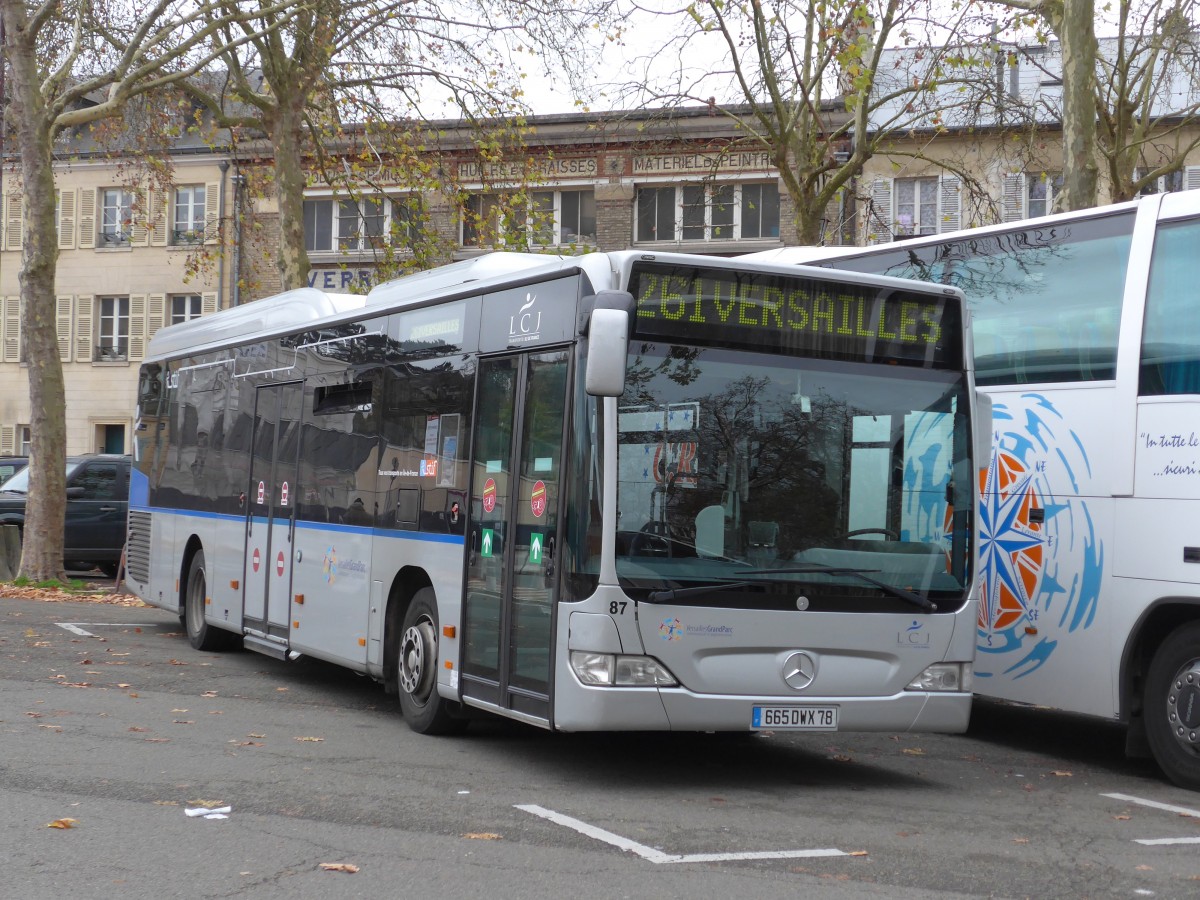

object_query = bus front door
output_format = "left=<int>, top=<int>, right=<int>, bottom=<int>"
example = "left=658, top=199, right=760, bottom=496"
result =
left=461, top=351, right=569, bottom=725
left=243, top=382, right=303, bottom=645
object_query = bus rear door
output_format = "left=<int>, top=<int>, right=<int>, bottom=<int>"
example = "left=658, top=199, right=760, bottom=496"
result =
left=243, top=381, right=303, bottom=650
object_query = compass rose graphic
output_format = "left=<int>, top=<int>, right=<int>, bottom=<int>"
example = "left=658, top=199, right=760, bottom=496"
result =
left=975, top=394, right=1103, bottom=680
left=978, top=450, right=1044, bottom=633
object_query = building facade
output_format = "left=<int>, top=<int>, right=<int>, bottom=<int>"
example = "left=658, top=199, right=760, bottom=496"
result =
left=3, top=71, right=1200, bottom=456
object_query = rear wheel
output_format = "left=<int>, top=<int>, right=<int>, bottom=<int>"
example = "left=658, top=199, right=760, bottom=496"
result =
left=395, top=588, right=466, bottom=735
left=184, top=550, right=238, bottom=652
left=1144, top=621, right=1200, bottom=791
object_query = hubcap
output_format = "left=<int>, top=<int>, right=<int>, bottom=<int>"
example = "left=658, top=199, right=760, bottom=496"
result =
left=1166, top=659, right=1200, bottom=752
left=400, top=615, right=437, bottom=702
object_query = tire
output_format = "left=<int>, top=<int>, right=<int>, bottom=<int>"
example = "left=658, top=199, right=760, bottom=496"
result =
left=98, top=562, right=119, bottom=579
left=1144, top=621, right=1200, bottom=791
left=395, top=588, right=466, bottom=735
left=183, top=550, right=238, bottom=652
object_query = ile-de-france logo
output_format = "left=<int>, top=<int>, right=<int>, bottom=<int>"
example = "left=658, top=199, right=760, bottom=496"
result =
left=660, top=618, right=683, bottom=641
left=322, top=546, right=338, bottom=584
left=976, top=394, right=1103, bottom=681
left=509, top=293, right=541, bottom=345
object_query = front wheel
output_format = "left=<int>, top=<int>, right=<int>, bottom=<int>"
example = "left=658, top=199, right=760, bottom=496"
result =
left=395, top=588, right=466, bottom=735
left=184, top=550, right=238, bottom=652
left=1144, top=621, right=1200, bottom=791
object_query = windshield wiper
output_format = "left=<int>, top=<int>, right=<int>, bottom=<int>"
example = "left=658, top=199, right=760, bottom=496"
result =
left=646, top=580, right=755, bottom=603
left=642, top=566, right=937, bottom=613
left=753, top=565, right=937, bottom=613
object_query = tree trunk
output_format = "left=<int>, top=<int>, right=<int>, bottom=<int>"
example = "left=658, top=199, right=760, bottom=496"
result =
left=272, top=103, right=311, bottom=291
left=1057, top=0, right=1099, bottom=210
left=1, top=1, right=70, bottom=581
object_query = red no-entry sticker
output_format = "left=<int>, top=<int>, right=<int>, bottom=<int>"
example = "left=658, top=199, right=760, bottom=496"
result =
left=530, top=480, right=547, bottom=518
left=482, top=478, right=497, bottom=513
left=252, top=548, right=261, bottom=573
left=276, top=551, right=285, bottom=577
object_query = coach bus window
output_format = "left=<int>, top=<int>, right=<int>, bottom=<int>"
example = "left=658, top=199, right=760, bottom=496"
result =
left=831, top=213, right=1135, bottom=385
left=1140, top=218, right=1200, bottom=395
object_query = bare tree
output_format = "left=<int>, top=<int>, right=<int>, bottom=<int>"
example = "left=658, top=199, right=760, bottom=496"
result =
left=617, top=0, right=1001, bottom=245
left=1097, top=0, right=1200, bottom=201
left=184, top=0, right=622, bottom=291
left=0, top=0, right=291, bottom=581
left=989, top=0, right=1100, bottom=210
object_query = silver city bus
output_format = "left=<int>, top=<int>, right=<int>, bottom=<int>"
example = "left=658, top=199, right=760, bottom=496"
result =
left=128, top=250, right=988, bottom=735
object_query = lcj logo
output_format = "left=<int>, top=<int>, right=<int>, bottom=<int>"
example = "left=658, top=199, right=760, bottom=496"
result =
left=509, top=293, right=541, bottom=344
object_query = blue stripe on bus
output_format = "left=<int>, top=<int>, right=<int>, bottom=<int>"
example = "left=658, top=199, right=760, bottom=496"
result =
left=129, top=505, right=466, bottom=544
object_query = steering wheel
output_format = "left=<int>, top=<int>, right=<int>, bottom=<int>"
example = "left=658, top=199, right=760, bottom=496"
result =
left=838, top=527, right=899, bottom=540
left=631, top=522, right=671, bottom=556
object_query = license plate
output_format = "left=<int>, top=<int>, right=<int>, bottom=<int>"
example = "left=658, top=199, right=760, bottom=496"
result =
left=751, top=705, right=839, bottom=730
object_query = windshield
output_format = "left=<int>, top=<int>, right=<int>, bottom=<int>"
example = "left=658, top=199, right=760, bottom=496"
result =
left=1, top=461, right=82, bottom=494
left=615, top=344, right=973, bottom=612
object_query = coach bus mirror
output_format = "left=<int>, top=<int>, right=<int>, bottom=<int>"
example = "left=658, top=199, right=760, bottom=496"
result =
left=974, top=390, right=993, bottom=467
left=585, top=307, right=631, bottom=397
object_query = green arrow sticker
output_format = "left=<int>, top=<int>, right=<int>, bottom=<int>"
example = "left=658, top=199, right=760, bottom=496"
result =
left=529, top=532, right=544, bottom=564
left=481, top=528, right=494, bottom=558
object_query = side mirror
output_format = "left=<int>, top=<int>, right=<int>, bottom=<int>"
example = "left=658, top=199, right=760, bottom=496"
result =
left=66, top=486, right=86, bottom=500
left=585, top=307, right=630, bottom=397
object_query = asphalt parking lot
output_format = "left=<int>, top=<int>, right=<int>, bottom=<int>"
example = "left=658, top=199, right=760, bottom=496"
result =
left=3, top=595, right=1200, bottom=899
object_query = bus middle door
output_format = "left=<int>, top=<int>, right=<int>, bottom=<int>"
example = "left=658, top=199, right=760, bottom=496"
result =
left=243, top=381, right=303, bottom=647
left=461, top=350, right=570, bottom=725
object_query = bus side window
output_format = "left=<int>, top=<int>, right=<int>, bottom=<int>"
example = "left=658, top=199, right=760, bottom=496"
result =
left=1140, top=219, right=1200, bottom=395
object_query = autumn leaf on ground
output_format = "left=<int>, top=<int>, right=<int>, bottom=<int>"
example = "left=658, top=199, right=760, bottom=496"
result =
left=901, top=748, right=925, bottom=756
left=248, top=733, right=266, bottom=739
left=462, top=833, right=502, bottom=840
left=831, top=754, right=853, bottom=763
left=294, top=736, right=324, bottom=742
left=1113, top=815, right=1130, bottom=821
left=1012, top=837, right=1029, bottom=844
left=848, top=850, right=868, bottom=857
left=319, top=863, right=359, bottom=873
left=46, top=818, right=78, bottom=829
left=188, top=799, right=226, bottom=809
left=1051, top=770, right=1072, bottom=777
left=201, top=691, right=218, bottom=698
left=1137, top=865, right=1153, bottom=871
left=168, top=659, right=187, bottom=666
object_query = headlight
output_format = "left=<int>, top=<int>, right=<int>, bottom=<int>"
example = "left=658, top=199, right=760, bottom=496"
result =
left=905, top=662, right=973, bottom=692
left=570, top=651, right=678, bottom=687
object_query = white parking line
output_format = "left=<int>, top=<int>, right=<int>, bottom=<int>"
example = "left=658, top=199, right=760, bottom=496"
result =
left=1102, top=792, right=1200, bottom=819
left=515, top=804, right=849, bottom=864
left=1103, top=792, right=1200, bottom=847
left=56, top=622, right=166, bottom=638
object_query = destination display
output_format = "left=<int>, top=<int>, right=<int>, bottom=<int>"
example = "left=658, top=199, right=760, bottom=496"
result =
left=629, top=262, right=961, bottom=368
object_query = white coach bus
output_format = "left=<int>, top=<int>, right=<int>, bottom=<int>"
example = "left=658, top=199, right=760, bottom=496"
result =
left=127, top=250, right=988, bottom=737
left=770, top=189, right=1200, bottom=789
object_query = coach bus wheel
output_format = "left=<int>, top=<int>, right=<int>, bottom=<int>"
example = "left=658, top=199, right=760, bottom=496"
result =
left=396, top=588, right=465, bottom=735
left=184, top=550, right=236, bottom=652
left=1144, top=621, right=1200, bottom=791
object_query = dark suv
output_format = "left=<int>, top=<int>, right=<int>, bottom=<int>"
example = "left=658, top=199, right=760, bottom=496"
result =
left=0, top=457, right=28, bottom=484
left=0, top=454, right=130, bottom=576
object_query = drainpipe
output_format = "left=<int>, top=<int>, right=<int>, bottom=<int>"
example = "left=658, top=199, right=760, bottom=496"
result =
left=218, top=159, right=229, bottom=310
left=231, top=166, right=244, bottom=306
